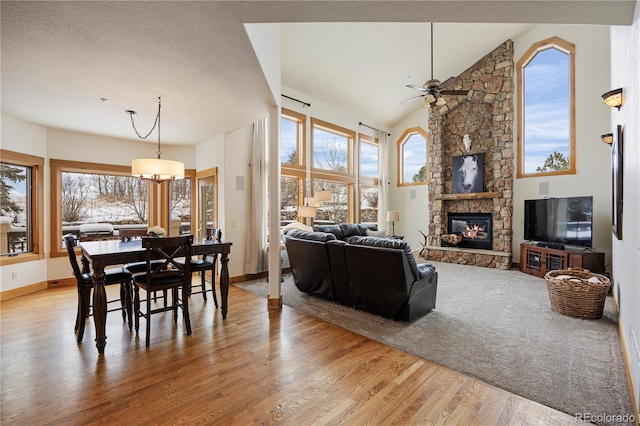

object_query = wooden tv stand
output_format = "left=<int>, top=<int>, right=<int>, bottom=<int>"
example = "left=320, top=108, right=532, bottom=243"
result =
left=520, top=243, right=605, bottom=278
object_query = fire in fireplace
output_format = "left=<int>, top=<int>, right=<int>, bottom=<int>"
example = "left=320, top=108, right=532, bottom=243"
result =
left=447, top=213, right=493, bottom=250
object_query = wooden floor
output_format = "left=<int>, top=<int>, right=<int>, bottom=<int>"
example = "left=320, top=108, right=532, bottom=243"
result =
left=0, top=282, right=577, bottom=425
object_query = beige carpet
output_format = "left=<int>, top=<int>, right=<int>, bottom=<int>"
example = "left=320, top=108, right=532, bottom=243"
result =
left=235, top=261, right=634, bottom=426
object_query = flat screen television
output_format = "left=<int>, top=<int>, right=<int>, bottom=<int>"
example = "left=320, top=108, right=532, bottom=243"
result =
left=524, top=196, right=593, bottom=248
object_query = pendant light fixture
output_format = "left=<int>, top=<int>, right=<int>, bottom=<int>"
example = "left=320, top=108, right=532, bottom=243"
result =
left=129, top=97, right=185, bottom=183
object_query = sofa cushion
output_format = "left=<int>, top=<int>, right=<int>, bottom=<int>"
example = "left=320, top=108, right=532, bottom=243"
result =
left=347, top=236, right=420, bottom=281
left=339, top=223, right=362, bottom=239
left=365, top=229, right=386, bottom=238
left=313, top=224, right=344, bottom=240
left=358, top=223, right=378, bottom=235
left=286, top=229, right=336, bottom=242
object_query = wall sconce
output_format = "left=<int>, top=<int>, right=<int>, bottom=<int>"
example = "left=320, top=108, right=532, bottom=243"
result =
left=602, top=88, right=623, bottom=110
left=600, top=133, right=613, bottom=145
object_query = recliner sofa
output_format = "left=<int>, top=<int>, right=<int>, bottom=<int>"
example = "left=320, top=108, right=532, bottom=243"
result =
left=284, top=226, right=438, bottom=321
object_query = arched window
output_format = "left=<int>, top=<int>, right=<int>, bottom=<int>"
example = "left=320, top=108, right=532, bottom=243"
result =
left=517, top=37, right=575, bottom=177
left=397, top=127, right=428, bottom=186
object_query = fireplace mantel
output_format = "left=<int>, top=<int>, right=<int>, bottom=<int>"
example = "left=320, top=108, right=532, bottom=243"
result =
left=436, top=191, right=503, bottom=200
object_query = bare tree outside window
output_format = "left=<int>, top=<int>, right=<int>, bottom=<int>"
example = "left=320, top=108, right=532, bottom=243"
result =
left=61, top=172, right=148, bottom=224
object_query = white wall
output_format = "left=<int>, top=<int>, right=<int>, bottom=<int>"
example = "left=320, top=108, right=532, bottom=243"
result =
left=388, top=107, right=430, bottom=252
left=512, top=25, right=613, bottom=266
left=611, top=0, right=640, bottom=412
left=0, top=115, right=49, bottom=291
left=223, top=126, right=253, bottom=278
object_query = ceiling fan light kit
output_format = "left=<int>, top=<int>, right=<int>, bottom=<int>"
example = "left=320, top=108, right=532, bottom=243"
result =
left=401, top=23, right=469, bottom=107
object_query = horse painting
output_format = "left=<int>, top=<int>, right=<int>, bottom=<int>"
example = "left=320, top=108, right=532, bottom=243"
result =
left=452, top=153, right=484, bottom=194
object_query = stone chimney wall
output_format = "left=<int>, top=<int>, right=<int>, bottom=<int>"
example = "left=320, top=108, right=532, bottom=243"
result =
left=425, top=40, right=514, bottom=268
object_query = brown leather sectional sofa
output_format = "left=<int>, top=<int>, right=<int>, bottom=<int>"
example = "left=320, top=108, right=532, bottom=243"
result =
left=283, top=223, right=438, bottom=321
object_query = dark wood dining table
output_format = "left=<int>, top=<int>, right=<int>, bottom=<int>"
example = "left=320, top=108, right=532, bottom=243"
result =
left=79, top=238, right=232, bottom=355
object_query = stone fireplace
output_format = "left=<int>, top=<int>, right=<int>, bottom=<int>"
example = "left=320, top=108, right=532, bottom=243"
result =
left=422, top=40, right=514, bottom=270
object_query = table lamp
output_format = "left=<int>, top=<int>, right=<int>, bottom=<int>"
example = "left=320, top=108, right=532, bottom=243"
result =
left=387, top=211, right=400, bottom=236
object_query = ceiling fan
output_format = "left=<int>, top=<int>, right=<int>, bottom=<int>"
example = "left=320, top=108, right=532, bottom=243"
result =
left=401, top=23, right=469, bottom=107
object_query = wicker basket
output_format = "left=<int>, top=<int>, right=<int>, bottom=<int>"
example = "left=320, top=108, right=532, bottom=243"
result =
left=544, top=268, right=611, bottom=319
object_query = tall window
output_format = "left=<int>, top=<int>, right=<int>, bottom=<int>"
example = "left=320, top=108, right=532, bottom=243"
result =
left=168, top=178, right=192, bottom=236
left=281, top=108, right=305, bottom=168
left=1, top=162, right=31, bottom=255
left=359, top=134, right=379, bottom=224
left=0, top=150, right=43, bottom=264
left=310, top=119, right=356, bottom=223
left=517, top=37, right=575, bottom=177
left=397, top=127, right=428, bottom=186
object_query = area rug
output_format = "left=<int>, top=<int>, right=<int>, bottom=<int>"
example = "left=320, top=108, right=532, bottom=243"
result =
left=235, top=261, right=634, bottom=425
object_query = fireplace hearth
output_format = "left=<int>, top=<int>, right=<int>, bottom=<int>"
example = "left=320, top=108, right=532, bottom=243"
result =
left=448, top=213, right=493, bottom=250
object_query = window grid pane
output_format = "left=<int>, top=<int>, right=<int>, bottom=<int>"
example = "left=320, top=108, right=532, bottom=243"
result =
left=359, top=185, right=378, bottom=224
left=169, top=178, right=191, bottom=236
left=315, top=180, right=349, bottom=224
left=313, top=128, right=349, bottom=172
left=60, top=171, right=148, bottom=243
left=1, top=162, right=31, bottom=254
left=360, top=141, right=379, bottom=178
left=280, top=117, right=299, bottom=165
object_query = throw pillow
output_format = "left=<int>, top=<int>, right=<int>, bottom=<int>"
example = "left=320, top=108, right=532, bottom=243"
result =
left=366, top=229, right=386, bottom=238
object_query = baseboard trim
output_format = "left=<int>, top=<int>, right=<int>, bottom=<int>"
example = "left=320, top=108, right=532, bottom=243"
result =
left=48, top=277, right=75, bottom=287
left=617, top=321, right=640, bottom=425
left=614, top=289, right=640, bottom=425
left=267, top=294, right=282, bottom=310
left=0, top=281, right=48, bottom=301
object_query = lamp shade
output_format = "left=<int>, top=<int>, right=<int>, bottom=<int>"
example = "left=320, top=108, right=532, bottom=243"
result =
left=386, top=211, right=400, bottom=222
left=298, top=205, right=317, bottom=218
left=132, top=158, right=185, bottom=182
left=600, top=133, right=613, bottom=145
left=315, top=189, right=332, bottom=202
left=602, top=88, right=623, bottom=110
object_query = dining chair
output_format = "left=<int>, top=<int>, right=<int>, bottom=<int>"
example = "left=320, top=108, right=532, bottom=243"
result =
left=64, top=235, right=133, bottom=343
left=184, top=228, right=221, bottom=307
left=133, top=235, right=193, bottom=348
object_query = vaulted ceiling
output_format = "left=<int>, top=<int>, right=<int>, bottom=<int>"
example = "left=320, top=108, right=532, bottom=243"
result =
left=1, top=1, right=633, bottom=146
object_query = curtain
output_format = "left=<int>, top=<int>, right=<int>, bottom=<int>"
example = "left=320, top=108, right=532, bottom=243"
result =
left=377, top=130, right=389, bottom=232
left=244, top=119, right=268, bottom=274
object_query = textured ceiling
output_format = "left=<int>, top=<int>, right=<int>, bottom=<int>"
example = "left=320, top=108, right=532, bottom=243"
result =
left=1, top=1, right=634, bottom=146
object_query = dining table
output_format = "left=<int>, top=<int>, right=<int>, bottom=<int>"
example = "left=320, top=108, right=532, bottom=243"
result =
left=79, top=237, right=232, bottom=355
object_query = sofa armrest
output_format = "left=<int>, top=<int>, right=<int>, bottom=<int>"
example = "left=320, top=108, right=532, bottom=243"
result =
left=417, top=263, right=436, bottom=279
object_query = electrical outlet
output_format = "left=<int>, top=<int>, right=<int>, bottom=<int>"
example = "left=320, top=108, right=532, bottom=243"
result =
left=11, top=271, right=18, bottom=279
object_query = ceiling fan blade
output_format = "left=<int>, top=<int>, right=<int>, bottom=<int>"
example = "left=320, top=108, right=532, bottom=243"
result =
left=441, top=90, right=469, bottom=96
left=437, top=77, right=457, bottom=90
left=400, top=94, right=426, bottom=104
left=406, top=84, right=427, bottom=92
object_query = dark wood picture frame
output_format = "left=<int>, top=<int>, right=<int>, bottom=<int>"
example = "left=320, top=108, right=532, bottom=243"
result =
left=452, top=153, right=484, bottom=194
left=611, top=125, right=623, bottom=240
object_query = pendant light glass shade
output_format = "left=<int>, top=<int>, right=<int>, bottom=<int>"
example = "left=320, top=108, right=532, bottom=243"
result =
left=132, top=158, right=185, bottom=182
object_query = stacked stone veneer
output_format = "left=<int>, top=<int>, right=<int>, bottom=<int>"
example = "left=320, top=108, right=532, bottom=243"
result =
left=424, top=40, right=514, bottom=270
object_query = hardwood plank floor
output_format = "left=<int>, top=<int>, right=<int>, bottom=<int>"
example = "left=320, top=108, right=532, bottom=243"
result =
left=0, top=282, right=577, bottom=425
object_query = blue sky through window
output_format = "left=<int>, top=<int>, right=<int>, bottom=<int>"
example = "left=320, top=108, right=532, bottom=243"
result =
left=280, top=118, right=298, bottom=163
left=360, top=141, right=378, bottom=177
left=523, top=48, right=570, bottom=173
left=403, top=133, right=426, bottom=182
